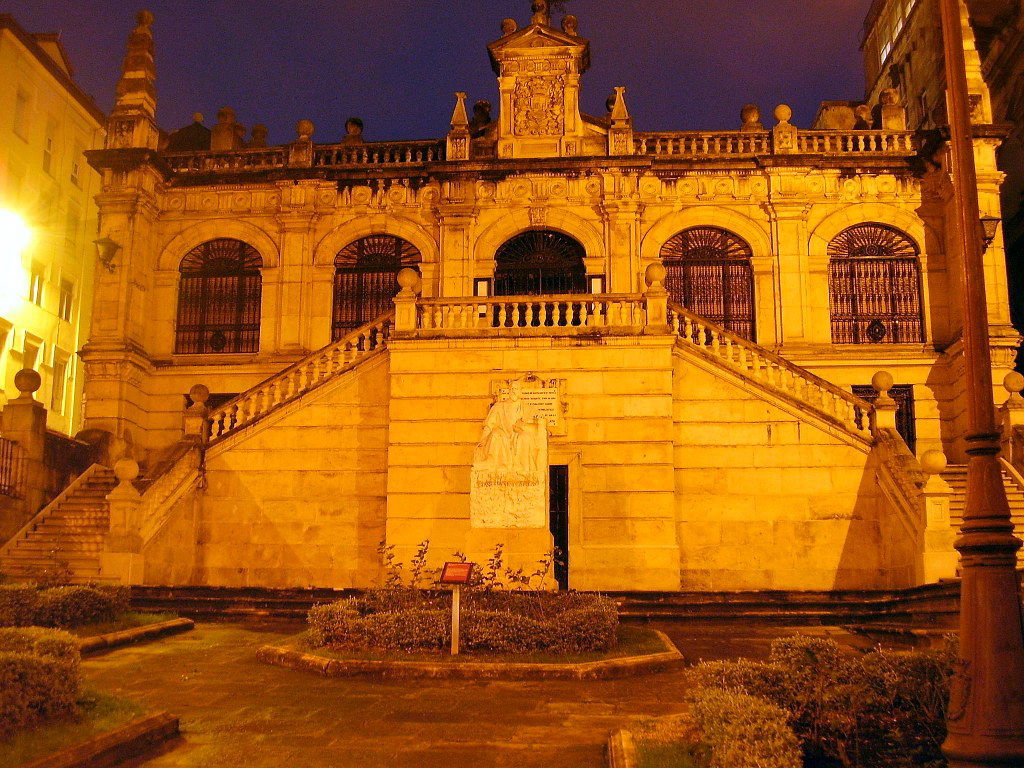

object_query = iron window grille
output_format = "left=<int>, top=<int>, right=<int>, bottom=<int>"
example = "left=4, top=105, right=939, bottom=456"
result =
left=828, top=223, right=924, bottom=344
left=175, top=239, right=263, bottom=355
left=660, top=226, right=756, bottom=341
left=333, top=235, right=421, bottom=340
left=494, top=230, right=588, bottom=297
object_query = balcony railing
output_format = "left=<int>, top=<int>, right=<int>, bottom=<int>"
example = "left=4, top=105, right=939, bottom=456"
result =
left=633, top=129, right=917, bottom=158
left=163, top=147, right=288, bottom=174
left=313, top=140, right=445, bottom=167
left=414, top=295, right=647, bottom=333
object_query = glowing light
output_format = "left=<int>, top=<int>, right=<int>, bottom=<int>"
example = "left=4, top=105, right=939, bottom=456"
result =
left=0, top=209, right=32, bottom=274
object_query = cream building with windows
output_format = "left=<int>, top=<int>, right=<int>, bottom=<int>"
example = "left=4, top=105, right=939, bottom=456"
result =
left=2, top=2, right=1021, bottom=593
left=0, top=15, right=104, bottom=436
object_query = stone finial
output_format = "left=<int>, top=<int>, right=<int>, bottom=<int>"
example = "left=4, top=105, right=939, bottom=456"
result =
left=871, top=370, right=895, bottom=401
left=192, top=112, right=204, bottom=124
left=114, top=457, right=140, bottom=485
left=296, top=119, right=315, bottom=142
left=920, top=449, right=948, bottom=477
left=1004, top=371, right=1024, bottom=401
left=741, top=104, right=763, bottom=131
left=109, top=457, right=142, bottom=502
left=609, top=87, right=630, bottom=123
left=531, top=0, right=551, bottom=26
left=184, top=384, right=211, bottom=442
left=608, top=87, right=633, bottom=156
left=450, top=92, right=470, bottom=129
left=854, top=104, right=872, bottom=129
left=772, top=104, right=797, bottom=154
left=211, top=107, right=244, bottom=151
left=189, top=384, right=210, bottom=407
left=880, top=88, right=907, bottom=130
left=14, top=369, right=41, bottom=402
left=397, top=268, right=422, bottom=296
left=249, top=124, right=268, bottom=148
left=644, top=263, right=667, bottom=291
left=342, top=117, right=364, bottom=145
left=107, top=9, right=158, bottom=149
left=447, top=93, right=471, bottom=161
left=501, top=17, right=518, bottom=35
left=774, top=104, right=793, bottom=124
left=562, top=14, right=579, bottom=36
left=470, top=100, right=492, bottom=138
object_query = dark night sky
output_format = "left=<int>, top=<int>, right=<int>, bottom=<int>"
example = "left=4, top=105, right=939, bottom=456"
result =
left=5, top=1, right=876, bottom=144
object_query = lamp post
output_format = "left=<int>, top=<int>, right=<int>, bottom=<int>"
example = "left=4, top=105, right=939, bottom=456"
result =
left=937, top=0, right=1024, bottom=764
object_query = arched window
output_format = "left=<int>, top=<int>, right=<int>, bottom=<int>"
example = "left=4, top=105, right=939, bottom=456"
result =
left=333, top=235, right=420, bottom=339
left=828, top=223, right=924, bottom=344
left=175, top=239, right=262, bottom=354
left=660, top=227, right=756, bottom=340
left=494, top=230, right=588, bottom=296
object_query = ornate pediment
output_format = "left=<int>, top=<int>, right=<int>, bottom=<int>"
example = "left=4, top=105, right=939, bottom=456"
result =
left=488, top=22, right=590, bottom=76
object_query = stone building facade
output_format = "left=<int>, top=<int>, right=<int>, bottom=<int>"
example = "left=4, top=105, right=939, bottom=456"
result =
left=2, top=2, right=1021, bottom=592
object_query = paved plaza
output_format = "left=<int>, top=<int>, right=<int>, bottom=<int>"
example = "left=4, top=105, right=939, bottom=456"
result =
left=82, top=622, right=865, bottom=768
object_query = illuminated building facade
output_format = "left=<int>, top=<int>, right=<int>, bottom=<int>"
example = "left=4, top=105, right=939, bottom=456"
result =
left=2, top=3, right=1021, bottom=592
left=0, top=14, right=104, bottom=436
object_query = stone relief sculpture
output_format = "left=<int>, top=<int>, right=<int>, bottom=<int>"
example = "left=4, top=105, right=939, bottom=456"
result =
left=470, top=381, right=548, bottom=528
left=513, top=76, right=565, bottom=136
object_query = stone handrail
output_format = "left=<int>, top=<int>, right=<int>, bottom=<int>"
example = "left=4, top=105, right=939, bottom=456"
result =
left=208, top=313, right=393, bottom=442
left=633, top=129, right=917, bottom=157
left=667, top=301, right=874, bottom=440
left=313, top=140, right=445, bottom=167
left=875, top=428, right=926, bottom=500
left=634, top=131, right=771, bottom=156
left=162, top=147, right=288, bottom=174
left=414, top=294, right=647, bottom=332
left=0, top=463, right=108, bottom=560
left=138, top=443, right=202, bottom=546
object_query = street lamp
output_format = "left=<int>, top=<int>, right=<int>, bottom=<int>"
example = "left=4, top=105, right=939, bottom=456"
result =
left=980, top=215, right=1001, bottom=252
left=937, top=0, right=1024, bottom=765
left=93, top=236, right=121, bottom=273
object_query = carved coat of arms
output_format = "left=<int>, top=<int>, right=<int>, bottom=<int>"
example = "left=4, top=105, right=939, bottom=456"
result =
left=513, top=76, right=565, bottom=136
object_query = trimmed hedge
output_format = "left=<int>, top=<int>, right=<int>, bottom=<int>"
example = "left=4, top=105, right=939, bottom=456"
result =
left=688, top=634, right=958, bottom=768
left=33, top=585, right=125, bottom=629
left=0, top=627, right=81, bottom=739
left=686, top=687, right=802, bottom=768
left=308, top=589, right=619, bottom=654
left=0, top=584, right=40, bottom=627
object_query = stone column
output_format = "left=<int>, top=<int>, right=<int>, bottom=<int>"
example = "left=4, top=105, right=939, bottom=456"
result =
left=0, top=370, right=48, bottom=540
left=100, top=457, right=145, bottom=585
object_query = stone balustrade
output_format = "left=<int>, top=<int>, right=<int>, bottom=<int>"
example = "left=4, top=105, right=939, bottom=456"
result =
left=667, top=302, right=874, bottom=440
left=163, top=147, right=288, bottom=174
left=633, top=129, right=917, bottom=158
left=207, top=314, right=393, bottom=441
left=313, top=140, right=445, bottom=167
left=413, top=295, right=647, bottom=332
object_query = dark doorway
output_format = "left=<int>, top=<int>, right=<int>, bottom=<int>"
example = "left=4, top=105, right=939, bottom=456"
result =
left=494, top=230, right=588, bottom=296
left=549, top=465, right=569, bottom=590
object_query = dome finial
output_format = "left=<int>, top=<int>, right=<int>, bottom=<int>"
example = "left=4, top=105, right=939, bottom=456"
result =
left=530, top=0, right=550, bottom=26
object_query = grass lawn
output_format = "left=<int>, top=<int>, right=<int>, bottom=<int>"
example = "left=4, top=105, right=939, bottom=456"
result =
left=0, top=690, right=144, bottom=768
left=636, top=742, right=702, bottom=768
left=70, top=611, right=178, bottom=638
left=296, top=624, right=670, bottom=664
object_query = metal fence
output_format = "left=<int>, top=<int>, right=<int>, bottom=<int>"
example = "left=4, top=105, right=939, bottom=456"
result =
left=0, top=437, right=26, bottom=498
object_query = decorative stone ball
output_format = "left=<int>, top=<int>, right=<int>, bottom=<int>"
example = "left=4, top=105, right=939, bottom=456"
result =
left=774, top=104, right=793, bottom=124
left=136, top=9, right=155, bottom=27
left=871, top=370, right=894, bottom=395
left=217, top=106, right=236, bottom=124
left=14, top=369, right=41, bottom=396
left=1004, top=371, right=1024, bottom=395
left=645, top=262, right=667, bottom=288
left=189, top=384, right=211, bottom=406
left=192, top=112, right=205, bottom=124
left=920, top=449, right=948, bottom=476
left=741, top=104, right=761, bottom=126
left=562, top=14, right=579, bottom=35
left=501, top=18, right=518, bottom=35
left=114, top=458, right=140, bottom=484
left=397, top=267, right=421, bottom=293
left=880, top=88, right=901, bottom=106
left=296, top=119, right=315, bottom=141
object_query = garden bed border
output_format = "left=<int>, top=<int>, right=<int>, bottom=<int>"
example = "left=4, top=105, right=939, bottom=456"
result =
left=79, top=618, right=194, bottom=656
left=17, top=712, right=179, bottom=768
left=256, top=629, right=683, bottom=680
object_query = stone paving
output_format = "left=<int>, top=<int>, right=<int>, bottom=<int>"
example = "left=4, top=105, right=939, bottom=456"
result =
left=82, top=622, right=866, bottom=768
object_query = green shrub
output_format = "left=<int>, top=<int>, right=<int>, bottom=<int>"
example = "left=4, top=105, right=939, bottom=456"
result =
left=307, top=590, right=619, bottom=655
left=688, top=634, right=958, bottom=768
left=686, top=687, right=802, bottom=768
left=0, top=627, right=81, bottom=739
left=0, top=584, right=41, bottom=627
left=34, top=586, right=122, bottom=629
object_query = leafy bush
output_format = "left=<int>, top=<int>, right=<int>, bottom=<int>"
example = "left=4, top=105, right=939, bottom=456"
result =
left=0, top=584, right=41, bottom=627
left=0, top=627, right=81, bottom=739
left=307, top=590, right=618, bottom=654
left=33, top=586, right=123, bottom=629
left=686, top=687, right=802, bottom=768
left=687, top=634, right=958, bottom=768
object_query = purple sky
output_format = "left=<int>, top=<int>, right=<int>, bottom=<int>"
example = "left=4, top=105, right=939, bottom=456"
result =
left=7, top=0, right=876, bottom=144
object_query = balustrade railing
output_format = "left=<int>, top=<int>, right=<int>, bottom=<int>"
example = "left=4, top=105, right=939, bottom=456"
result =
left=208, top=313, right=393, bottom=441
left=668, top=302, right=874, bottom=439
left=415, top=295, right=647, bottom=332
left=634, top=131, right=771, bottom=157
left=163, top=147, right=288, bottom=174
left=314, top=140, right=444, bottom=167
left=795, top=130, right=916, bottom=154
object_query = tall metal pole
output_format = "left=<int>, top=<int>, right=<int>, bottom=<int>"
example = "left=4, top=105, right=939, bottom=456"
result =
left=938, top=0, right=1024, bottom=764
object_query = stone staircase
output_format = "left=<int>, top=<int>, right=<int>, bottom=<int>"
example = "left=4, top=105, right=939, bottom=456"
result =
left=942, top=464, right=1024, bottom=566
left=0, top=464, right=117, bottom=584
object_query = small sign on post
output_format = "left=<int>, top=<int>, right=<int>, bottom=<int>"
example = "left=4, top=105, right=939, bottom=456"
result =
left=439, top=562, right=475, bottom=656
